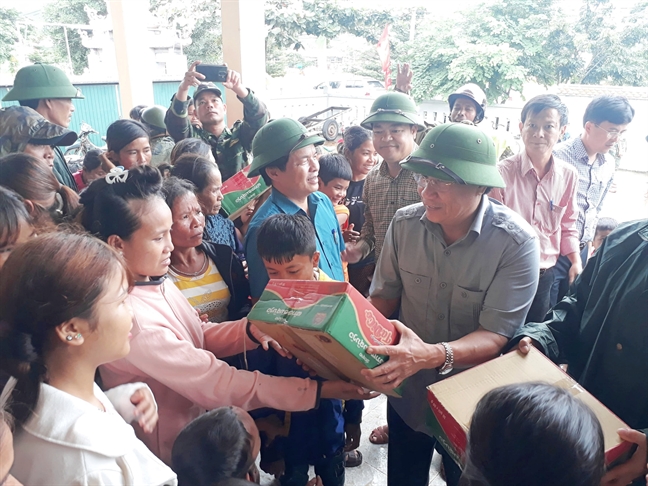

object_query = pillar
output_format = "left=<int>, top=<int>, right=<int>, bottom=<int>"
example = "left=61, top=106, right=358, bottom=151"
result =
left=107, top=0, right=154, bottom=117
left=221, top=0, right=267, bottom=126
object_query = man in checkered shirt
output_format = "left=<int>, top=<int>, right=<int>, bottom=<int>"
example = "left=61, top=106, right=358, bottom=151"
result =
left=551, top=95, right=634, bottom=305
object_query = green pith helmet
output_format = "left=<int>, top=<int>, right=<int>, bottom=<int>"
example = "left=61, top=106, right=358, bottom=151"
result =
left=402, top=122, right=505, bottom=188
left=448, top=83, right=486, bottom=124
left=141, top=105, right=167, bottom=130
left=360, top=92, right=425, bottom=131
left=2, top=63, right=84, bottom=102
left=248, top=118, right=325, bottom=178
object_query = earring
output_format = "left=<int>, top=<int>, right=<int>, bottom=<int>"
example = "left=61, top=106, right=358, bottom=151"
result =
left=66, top=335, right=73, bottom=341
left=75, top=333, right=82, bottom=340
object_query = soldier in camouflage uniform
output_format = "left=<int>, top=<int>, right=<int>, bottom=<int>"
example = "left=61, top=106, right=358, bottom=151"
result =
left=2, top=63, right=84, bottom=192
left=0, top=106, right=78, bottom=167
left=141, top=105, right=175, bottom=167
left=164, top=61, right=268, bottom=181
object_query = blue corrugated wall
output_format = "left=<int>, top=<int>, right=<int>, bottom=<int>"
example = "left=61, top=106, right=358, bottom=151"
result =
left=0, top=80, right=222, bottom=146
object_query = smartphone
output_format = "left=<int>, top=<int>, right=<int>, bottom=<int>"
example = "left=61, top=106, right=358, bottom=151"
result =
left=196, top=64, right=228, bottom=83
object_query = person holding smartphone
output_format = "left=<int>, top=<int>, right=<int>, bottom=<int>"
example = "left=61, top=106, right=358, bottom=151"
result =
left=164, top=61, right=268, bottom=181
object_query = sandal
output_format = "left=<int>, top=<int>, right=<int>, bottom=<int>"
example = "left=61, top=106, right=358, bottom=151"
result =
left=369, top=424, right=389, bottom=445
left=344, top=449, right=363, bottom=468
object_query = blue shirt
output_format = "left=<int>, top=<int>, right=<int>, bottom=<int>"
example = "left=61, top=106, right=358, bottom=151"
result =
left=245, top=189, right=346, bottom=297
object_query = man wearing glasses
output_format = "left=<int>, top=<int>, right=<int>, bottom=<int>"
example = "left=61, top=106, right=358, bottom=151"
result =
left=361, top=123, right=540, bottom=486
left=551, top=95, right=635, bottom=305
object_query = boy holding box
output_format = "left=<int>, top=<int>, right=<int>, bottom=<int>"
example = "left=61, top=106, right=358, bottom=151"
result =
left=256, top=213, right=364, bottom=486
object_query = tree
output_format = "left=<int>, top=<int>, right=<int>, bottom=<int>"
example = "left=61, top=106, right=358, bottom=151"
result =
left=0, top=7, right=19, bottom=72
left=150, top=0, right=222, bottom=64
left=42, top=0, right=107, bottom=75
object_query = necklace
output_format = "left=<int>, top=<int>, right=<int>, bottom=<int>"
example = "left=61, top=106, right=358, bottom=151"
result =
left=170, top=252, right=208, bottom=277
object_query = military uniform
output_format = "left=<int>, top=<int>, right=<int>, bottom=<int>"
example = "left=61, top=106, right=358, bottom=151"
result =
left=2, top=63, right=84, bottom=192
left=165, top=88, right=268, bottom=181
left=149, top=135, right=175, bottom=167
left=0, top=106, right=78, bottom=192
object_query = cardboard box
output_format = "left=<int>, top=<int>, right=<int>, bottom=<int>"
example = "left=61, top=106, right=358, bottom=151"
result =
left=248, top=279, right=402, bottom=396
left=427, top=347, right=633, bottom=467
left=220, top=165, right=270, bottom=220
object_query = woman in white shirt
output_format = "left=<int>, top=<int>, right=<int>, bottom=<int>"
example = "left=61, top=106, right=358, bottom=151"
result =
left=0, top=231, right=177, bottom=486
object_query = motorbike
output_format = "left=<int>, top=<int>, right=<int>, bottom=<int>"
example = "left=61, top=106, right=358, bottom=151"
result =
left=64, top=122, right=107, bottom=173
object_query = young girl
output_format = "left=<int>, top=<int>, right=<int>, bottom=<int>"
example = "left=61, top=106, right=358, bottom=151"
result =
left=0, top=187, right=34, bottom=271
left=79, top=165, right=375, bottom=464
left=73, top=149, right=111, bottom=191
left=0, top=153, right=79, bottom=227
left=341, top=126, right=378, bottom=297
left=106, top=119, right=152, bottom=170
left=0, top=232, right=177, bottom=485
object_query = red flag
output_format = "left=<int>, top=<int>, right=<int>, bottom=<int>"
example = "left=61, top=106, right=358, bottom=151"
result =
left=376, top=24, right=391, bottom=88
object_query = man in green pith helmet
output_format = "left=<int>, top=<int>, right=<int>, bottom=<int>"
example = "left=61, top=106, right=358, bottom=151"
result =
left=359, top=123, right=540, bottom=486
left=245, top=117, right=345, bottom=299
left=3, top=63, right=84, bottom=192
left=140, top=105, right=175, bottom=167
left=164, top=61, right=268, bottom=181
left=343, top=91, right=424, bottom=268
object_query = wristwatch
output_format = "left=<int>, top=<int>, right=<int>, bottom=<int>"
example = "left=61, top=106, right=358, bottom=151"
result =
left=437, top=342, right=454, bottom=375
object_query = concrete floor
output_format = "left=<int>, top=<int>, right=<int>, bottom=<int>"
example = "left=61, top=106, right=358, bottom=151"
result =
left=259, top=394, right=446, bottom=486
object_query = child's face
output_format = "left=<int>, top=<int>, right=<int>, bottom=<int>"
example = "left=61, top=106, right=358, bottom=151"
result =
left=262, top=252, right=320, bottom=281
left=593, top=229, right=612, bottom=250
left=318, top=177, right=350, bottom=205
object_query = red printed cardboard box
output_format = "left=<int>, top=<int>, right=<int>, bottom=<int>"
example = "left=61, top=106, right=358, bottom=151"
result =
left=427, top=347, right=633, bottom=467
left=248, top=280, right=402, bottom=397
left=220, top=165, right=270, bottom=220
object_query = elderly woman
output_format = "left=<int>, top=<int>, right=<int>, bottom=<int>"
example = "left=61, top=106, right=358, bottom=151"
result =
left=162, top=176, right=250, bottom=322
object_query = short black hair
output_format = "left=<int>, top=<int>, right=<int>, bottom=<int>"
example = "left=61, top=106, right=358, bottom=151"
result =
left=583, top=95, right=635, bottom=127
left=259, top=155, right=290, bottom=186
left=170, top=153, right=219, bottom=192
left=318, top=153, right=352, bottom=184
left=520, top=94, right=569, bottom=127
left=82, top=149, right=103, bottom=171
left=257, top=213, right=316, bottom=264
left=162, top=176, right=197, bottom=210
left=342, top=125, right=372, bottom=153
left=170, top=138, right=213, bottom=165
left=18, top=99, right=40, bottom=110
left=461, top=382, right=605, bottom=486
left=172, top=407, right=255, bottom=486
left=596, top=217, right=618, bottom=233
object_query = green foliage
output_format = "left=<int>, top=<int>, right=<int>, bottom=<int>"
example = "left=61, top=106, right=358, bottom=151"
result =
left=42, top=0, right=107, bottom=75
left=151, top=0, right=222, bottom=64
left=0, top=7, right=20, bottom=72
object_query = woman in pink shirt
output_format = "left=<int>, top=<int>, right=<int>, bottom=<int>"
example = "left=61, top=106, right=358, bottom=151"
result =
left=79, top=165, right=375, bottom=464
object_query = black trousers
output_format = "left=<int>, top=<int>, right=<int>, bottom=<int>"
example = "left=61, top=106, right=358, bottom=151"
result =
left=387, top=401, right=462, bottom=486
left=525, top=267, right=555, bottom=323
left=550, top=245, right=589, bottom=307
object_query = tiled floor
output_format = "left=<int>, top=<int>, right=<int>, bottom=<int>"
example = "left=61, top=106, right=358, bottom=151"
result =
left=260, top=394, right=446, bottom=486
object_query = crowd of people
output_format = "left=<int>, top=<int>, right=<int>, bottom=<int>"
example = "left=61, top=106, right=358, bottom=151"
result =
left=0, top=60, right=645, bottom=486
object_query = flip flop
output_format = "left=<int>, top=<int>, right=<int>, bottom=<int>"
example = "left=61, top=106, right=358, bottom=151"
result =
left=344, top=450, right=363, bottom=468
left=369, top=424, right=389, bottom=445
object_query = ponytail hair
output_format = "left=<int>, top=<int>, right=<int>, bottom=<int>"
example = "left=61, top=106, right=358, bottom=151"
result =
left=0, top=231, right=131, bottom=427
left=80, top=165, right=163, bottom=241
left=0, top=153, right=79, bottom=227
